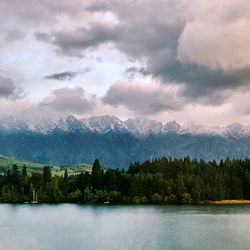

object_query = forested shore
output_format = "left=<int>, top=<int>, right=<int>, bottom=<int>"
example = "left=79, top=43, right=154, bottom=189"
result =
left=0, top=157, right=250, bottom=204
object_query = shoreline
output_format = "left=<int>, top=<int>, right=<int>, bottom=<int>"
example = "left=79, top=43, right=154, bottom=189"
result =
left=210, top=200, right=250, bottom=204
left=1, top=200, right=250, bottom=205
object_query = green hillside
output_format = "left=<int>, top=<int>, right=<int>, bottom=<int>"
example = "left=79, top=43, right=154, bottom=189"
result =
left=0, top=154, right=92, bottom=176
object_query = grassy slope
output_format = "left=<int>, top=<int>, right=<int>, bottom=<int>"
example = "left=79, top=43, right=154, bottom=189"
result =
left=0, top=154, right=92, bottom=176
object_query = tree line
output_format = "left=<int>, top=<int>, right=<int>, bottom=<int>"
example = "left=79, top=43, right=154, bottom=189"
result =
left=0, top=157, right=250, bottom=204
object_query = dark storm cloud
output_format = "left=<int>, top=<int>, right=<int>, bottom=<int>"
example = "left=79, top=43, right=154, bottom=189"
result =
left=0, top=76, right=17, bottom=98
left=153, top=62, right=250, bottom=102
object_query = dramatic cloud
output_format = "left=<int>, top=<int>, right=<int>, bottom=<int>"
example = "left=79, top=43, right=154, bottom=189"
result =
left=0, top=76, right=17, bottom=99
left=34, top=0, right=250, bottom=103
left=40, top=87, right=95, bottom=114
left=1, top=0, right=250, bottom=124
left=103, top=80, right=184, bottom=115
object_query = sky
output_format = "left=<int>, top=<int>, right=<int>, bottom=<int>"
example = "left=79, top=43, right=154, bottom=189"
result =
left=1, top=0, right=250, bottom=125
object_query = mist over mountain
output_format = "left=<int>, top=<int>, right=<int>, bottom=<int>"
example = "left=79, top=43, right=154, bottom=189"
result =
left=0, top=115, right=250, bottom=168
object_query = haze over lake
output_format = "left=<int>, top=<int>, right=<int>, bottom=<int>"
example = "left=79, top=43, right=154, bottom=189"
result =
left=0, top=204, right=250, bottom=250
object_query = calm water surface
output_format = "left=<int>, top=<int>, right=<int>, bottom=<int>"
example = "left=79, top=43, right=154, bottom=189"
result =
left=0, top=204, right=250, bottom=250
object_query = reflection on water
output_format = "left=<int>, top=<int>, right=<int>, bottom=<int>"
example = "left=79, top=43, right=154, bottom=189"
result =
left=0, top=204, right=250, bottom=250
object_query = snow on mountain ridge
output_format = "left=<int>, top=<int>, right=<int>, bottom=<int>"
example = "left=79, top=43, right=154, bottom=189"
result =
left=225, top=123, right=250, bottom=138
left=125, top=117, right=162, bottom=135
left=0, top=116, right=30, bottom=131
left=81, top=115, right=127, bottom=133
left=0, top=115, right=250, bottom=137
left=163, top=121, right=180, bottom=133
left=180, top=122, right=226, bottom=136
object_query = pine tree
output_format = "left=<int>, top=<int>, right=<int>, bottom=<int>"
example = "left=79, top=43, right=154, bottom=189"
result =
left=62, top=169, right=69, bottom=196
left=64, top=169, right=68, bottom=181
left=91, top=159, right=103, bottom=190
left=43, top=166, right=52, bottom=183
left=22, top=165, right=27, bottom=177
left=11, top=164, right=20, bottom=187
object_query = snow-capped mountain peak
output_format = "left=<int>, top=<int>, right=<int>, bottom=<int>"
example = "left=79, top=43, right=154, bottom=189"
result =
left=125, top=117, right=162, bottom=135
left=226, top=123, right=250, bottom=138
left=81, top=115, right=127, bottom=133
left=163, top=121, right=180, bottom=133
left=0, top=115, right=250, bottom=137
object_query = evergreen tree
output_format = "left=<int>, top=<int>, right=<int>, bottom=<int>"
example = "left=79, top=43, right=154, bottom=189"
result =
left=0, top=156, right=250, bottom=204
left=91, top=159, right=103, bottom=189
left=11, top=164, right=20, bottom=187
left=43, top=166, right=52, bottom=183
left=22, top=165, right=27, bottom=177
left=62, top=169, right=69, bottom=196
left=64, top=169, right=68, bottom=181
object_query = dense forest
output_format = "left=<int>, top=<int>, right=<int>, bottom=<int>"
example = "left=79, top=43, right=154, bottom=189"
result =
left=0, top=157, right=250, bottom=204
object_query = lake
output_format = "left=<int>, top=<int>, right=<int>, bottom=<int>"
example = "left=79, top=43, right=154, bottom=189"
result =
left=0, top=204, right=250, bottom=250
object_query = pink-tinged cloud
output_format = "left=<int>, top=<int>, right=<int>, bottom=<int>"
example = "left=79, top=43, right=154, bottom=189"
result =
left=178, top=1, right=250, bottom=71
left=103, top=79, right=185, bottom=115
left=40, top=87, right=95, bottom=114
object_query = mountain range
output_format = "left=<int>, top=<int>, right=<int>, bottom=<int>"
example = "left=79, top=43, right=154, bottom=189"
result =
left=0, top=115, right=250, bottom=168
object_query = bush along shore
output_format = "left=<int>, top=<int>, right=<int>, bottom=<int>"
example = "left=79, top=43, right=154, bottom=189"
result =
left=0, top=157, right=250, bottom=204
